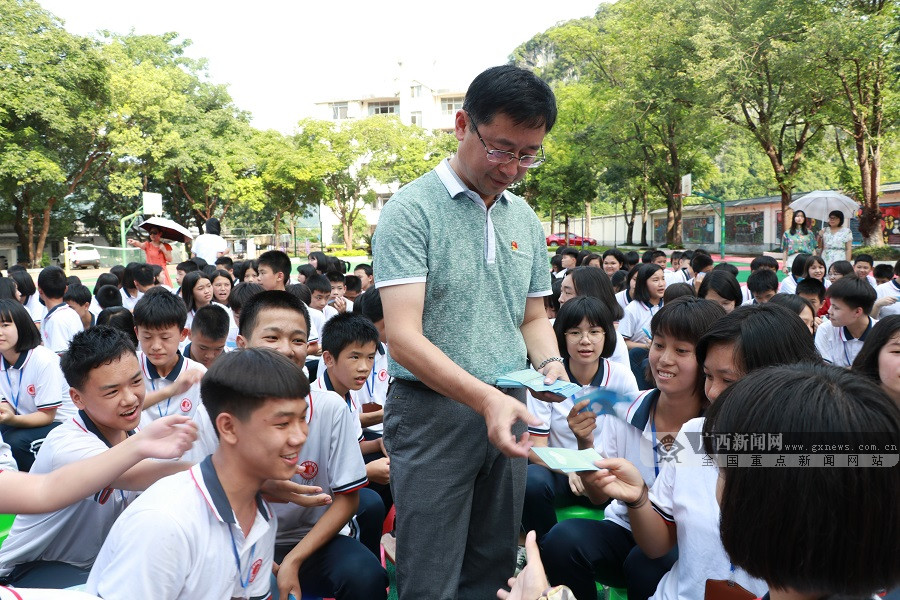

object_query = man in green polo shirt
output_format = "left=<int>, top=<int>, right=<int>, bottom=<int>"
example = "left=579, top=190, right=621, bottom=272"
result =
left=373, top=65, right=568, bottom=600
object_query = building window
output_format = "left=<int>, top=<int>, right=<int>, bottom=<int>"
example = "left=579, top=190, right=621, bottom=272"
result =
left=410, top=111, right=422, bottom=126
left=410, top=85, right=422, bottom=98
left=368, top=101, right=399, bottom=115
left=331, top=102, right=348, bottom=120
left=441, top=96, right=464, bottom=115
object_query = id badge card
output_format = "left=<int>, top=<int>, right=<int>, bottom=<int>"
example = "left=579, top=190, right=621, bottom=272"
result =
left=704, top=578, right=756, bottom=600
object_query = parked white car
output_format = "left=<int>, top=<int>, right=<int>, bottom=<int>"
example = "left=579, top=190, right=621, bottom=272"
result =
left=61, top=244, right=101, bottom=269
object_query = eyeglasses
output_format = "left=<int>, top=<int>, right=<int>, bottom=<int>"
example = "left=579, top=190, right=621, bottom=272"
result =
left=471, top=121, right=545, bottom=168
left=565, top=329, right=605, bottom=341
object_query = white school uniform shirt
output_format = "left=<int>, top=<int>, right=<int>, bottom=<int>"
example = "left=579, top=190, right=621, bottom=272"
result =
left=24, top=294, right=46, bottom=325
left=40, top=302, right=83, bottom=354
left=814, top=316, right=876, bottom=367
left=0, top=346, right=75, bottom=422
left=88, top=296, right=102, bottom=317
left=322, top=304, right=339, bottom=323
left=0, top=431, right=18, bottom=472
left=0, top=588, right=100, bottom=600
left=528, top=358, right=639, bottom=449
left=119, top=288, right=142, bottom=311
left=184, top=303, right=239, bottom=349
left=618, top=299, right=664, bottom=345
left=312, top=369, right=364, bottom=443
left=306, top=305, right=324, bottom=344
left=664, top=268, right=690, bottom=286
left=779, top=274, right=799, bottom=294
left=875, top=279, right=900, bottom=318
left=354, top=342, right=390, bottom=435
left=0, top=412, right=140, bottom=575
left=740, top=284, right=752, bottom=305
left=648, top=417, right=767, bottom=600
left=86, top=457, right=275, bottom=600
left=614, top=289, right=631, bottom=312
left=138, top=351, right=206, bottom=423
left=273, top=388, right=368, bottom=545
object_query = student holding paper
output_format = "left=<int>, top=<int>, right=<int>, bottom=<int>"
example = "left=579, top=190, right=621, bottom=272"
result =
left=541, top=297, right=725, bottom=600
left=524, top=297, right=639, bottom=540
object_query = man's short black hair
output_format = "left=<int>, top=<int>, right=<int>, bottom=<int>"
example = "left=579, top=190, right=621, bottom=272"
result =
left=795, top=277, right=826, bottom=301
left=66, top=275, right=81, bottom=287
left=746, top=269, right=779, bottom=294
left=354, top=287, right=383, bottom=323
left=228, top=282, right=263, bottom=314
left=285, top=283, right=312, bottom=306
left=134, top=263, right=155, bottom=287
left=560, top=247, right=579, bottom=260
left=177, top=260, right=199, bottom=274
left=63, top=283, right=92, bottom=306
left=201, top=348, right=310, bottom=437
left=320, top=312, right=379, bottom=358
left=191, top=304, right=230, bottom=340
left=93, top=273, right=120, bottom=295
left=325, top=271, right=345, bottom=285
left=306, top=274, right=332, bottom=295
left=239, top=290, right=310, bottom=338
left=214, top=256, right=233, bottom=270
left=61, top=326, right=136, bottom=390
left=873, top=263, right=894, bottom=281
left=703, top=364, right=900, bottom=596
left=826, top=275, right=876, bottom=314
left=749, top=255, right=779, bottom=272
left=96, top=284, right=124, bottom=309
left=853, top=253, right=874, bottom=266
left=462, top=65, right=557, bottom=132
left=344, top=275, right=362, bottom=294
left=257, top=250, right=292, bottom=281
left=623, top=251, right=640, bottom=269
left=37, top=265, right=67, bottom=299
left=690, top=252, right=714, bottom=275
left=133, top=287, right=188, bottom=331
left=0, top=299, right=41, bottom=353
left=354, top=263, right=372, bottom=277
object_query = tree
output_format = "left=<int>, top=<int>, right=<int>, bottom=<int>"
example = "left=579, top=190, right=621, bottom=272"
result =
left=0, top=0, right=110, bottom=265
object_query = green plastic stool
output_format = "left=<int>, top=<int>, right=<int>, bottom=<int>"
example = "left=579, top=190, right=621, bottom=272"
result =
left=554, top=506, right=627, bottom=600
left=0, top=514, right=15, bottom=546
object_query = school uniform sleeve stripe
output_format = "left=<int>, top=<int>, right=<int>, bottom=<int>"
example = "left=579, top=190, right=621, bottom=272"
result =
left=650, top=500, right=675, bottom=523
left=249, top=594, right=271, bottom=600
left=37, top=402, right=61, bottom=410
left=528, top=428, right=550, bottom=436
left=333, top=476, right=369, bottom=494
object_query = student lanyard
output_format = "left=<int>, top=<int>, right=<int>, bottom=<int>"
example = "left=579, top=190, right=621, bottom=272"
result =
left=364, top=362, right=376, bottom=397
left=227, top=524, right=257, bottom=592
left=650, top=409, right=660, bottom=478
left=2, top=360, right=21, bottom=413
left=149, top=378, right=171, bottom=419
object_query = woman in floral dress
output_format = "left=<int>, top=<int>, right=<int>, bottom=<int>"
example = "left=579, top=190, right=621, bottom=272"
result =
left=818, top=210, right=853, bottom=268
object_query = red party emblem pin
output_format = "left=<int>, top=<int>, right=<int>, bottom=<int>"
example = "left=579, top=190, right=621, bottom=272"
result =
left=180, top=398, right=192, bottom=413
left=511, top=241, right=519, bottom=251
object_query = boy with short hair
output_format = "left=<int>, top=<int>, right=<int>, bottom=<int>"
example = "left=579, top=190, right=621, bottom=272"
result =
left=745, top=269, right=779, bottom=304
left=133, top=264, right=158, bottom=294
left=174, top=260, right=198, bottom=292
left=184, top=304, right=229, bottom=369
left=0, top=327, right=191, bottom=588
left=87, top=348, right=309, bottom=600
left=815, top=275, right=878, bottom=367
left=326, top=271, right=352, bottom=313
left=344, top=275, right=362, bottom=303
left=257, top=250, right=292, bottom=292
left=668, top=251, right=683, bottom=272
left=214, top=255, right=234, bottom=275
left=63, top=283, right=93, bottom=329
left=96, top=284, right=123, bottom=310
left=872, top=263, right=894, bottom=286
left=37, top=266, right=83, bottom=353
left=132, top=288, right=205, bottom=422
left=796, top=277, right=826, bottom=316
left=555, top=248, right=579, bottom=278
left=234, top=292, right=388, bottom=600
left=648, top=250, right=667, bottom=269
left=689, top=252, right=714, bottom=291
left=852, top=253, right=876, bottom=287
left=354, top=263, right=374, bottom=292
left=306, top=273, right=338, bottom=333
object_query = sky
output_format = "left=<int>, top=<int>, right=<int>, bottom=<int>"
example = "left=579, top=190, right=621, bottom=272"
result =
left=39, top=0, right=603, bottom=132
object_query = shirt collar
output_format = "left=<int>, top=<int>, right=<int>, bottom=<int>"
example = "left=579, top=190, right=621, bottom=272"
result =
left=841, top=317, right=874, bottom=342
left=0, top=349, right=29, bottom=371
left=563, top=358, right=606, bottom=388
left=435, top=158, right=509, bottom=206
left=183, top=343, right=193, bottom=362
left=628, top=389, right=661, bottom=431
left=321, top=370, right=352, bottom=407
left=43, top=303, right=65, bottom=319
left=194, top=456, right=271, bottom=524
left=891, top=278, right=900, bottom=292
left=77, top=409, right=135, bottom=448
left=145, top=351, right=184, bottom=382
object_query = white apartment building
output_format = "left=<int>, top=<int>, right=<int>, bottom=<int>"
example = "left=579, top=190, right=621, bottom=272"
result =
left=310, top=75, right=466, bottom=246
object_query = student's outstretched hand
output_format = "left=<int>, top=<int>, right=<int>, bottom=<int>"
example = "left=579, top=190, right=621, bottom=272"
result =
left=497, top=530, right=549, bottom=600
left=169, top=368, right=204, bottom=396
left=567, top=399, right=597, bottom=447
left=273, top=560, right=301, bottom=600
left=260, top=478, right=332, bottom=508
left=134, top=414, right=198, bottom=459
left=482, top=391, right=542, bottom=458
left=594, top=457, right=646, bottom=504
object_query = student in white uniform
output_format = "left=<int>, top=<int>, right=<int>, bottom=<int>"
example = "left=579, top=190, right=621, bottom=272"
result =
left=0, top=327, right=192, bottom=588
left=557, top=267, right=631, bottom=372
left=777, top=252, right=810, bottom=295
left=180, top=271, right=214, bottom=330
left=133, top=289, right=206, bottom=423
left=620, top=264, right=667, bottom=389
left=183, top=304, right=230, bottom=369
left=703, top=363, right=900, bottom=600
left=0, top=300, right=68, bottom=471
left=325, top=271, right=354, bottom=314
left=873, top=260, right=900, bottom=318
left=524, top=297, right=639, bottom=541
left=118, top=263, right=143, bottom=312
left=584, top=304, right=816, bottom=600
left=541, top=297, right=726, bottom=600
left=8, top=270, right=44, bottom=327
left=352, top=289, right=390, bottom=439
left=87, top=348, right=309, bottom=600
left=815, top=276, right=878, bottom=367
left=36, top=266, right=82, bottom=354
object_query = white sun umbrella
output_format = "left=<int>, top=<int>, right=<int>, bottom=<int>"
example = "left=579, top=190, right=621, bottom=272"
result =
left=138, top=216, right=193, bottom=243
left=789, top=191, right=860, bottom=223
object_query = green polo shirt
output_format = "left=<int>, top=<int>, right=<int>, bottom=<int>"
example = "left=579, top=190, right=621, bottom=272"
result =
left=372, top=159, right=551, bottom=385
